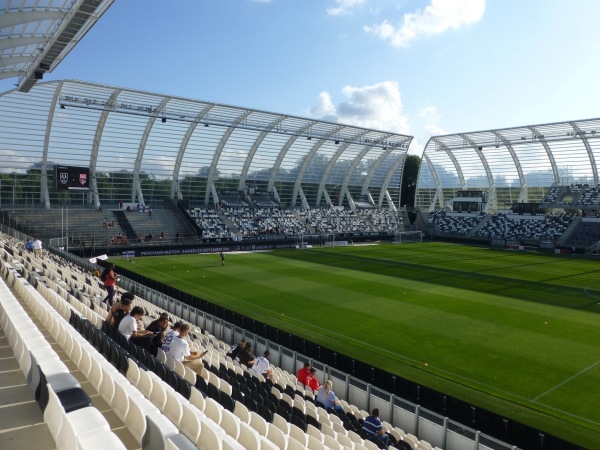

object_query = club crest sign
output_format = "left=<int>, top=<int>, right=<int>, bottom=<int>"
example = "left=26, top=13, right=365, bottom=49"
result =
left=55, top=165, right=90, bottom=191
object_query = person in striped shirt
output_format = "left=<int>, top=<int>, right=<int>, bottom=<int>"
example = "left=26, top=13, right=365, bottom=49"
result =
left=362, top=408, right=389, bottom=449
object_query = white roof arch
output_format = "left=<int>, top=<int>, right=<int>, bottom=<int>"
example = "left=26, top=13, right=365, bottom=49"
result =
left=416, top=118, right=600, bottom=212
left=0, top=79, right=413, bottom=210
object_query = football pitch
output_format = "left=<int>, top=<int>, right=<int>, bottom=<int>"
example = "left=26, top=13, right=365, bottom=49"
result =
left=119, top=242, right=600, bottom=447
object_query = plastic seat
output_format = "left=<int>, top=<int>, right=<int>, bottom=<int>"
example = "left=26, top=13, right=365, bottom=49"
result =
left=196, top=417, right=223, bottom=450
left=149, top=377, right=168, bottom=410
left=222, top=436, right=245, bottom=450
left=307, top=423, right=325, bottom=442
left=174, top=359, right=186, bottom=378
left=137, top=368, right=154, bottom=397
left=126, top=358, right=141, bottom=385
left=144, top=411, right=179, bottom=450
left=165, top=433, right=198, bottom=450
left=259, top=436, right=279, bottom=450
left=271, top=412, right=289, bottom=434
left=180, top=403, right=203, bottom=442
left=44, top=386, right=114, bottom=450
left=363, top=439, right=380, bottom=450
left=156, top=348, right=168, bottom=364
left=337, top=432, right=354, bottom=449
left=233, top=398, right=251, bottom=424
left=164, top=388, right=185, bottom=427
left=189, top=387, right=206, bottom=412
left=289, top=423, right=308, bottom=447
left=287, top=436, right=307, bottom=450
left=178, top=379, right=193, bottom=400
left=98, top=366, right=116, bottom=405
left=307, top=434, right=327, bottom=450
left=203, top=397, right=222, bottom=425
left=266, top=422, right=287, bottom=449
left=110, top=378, right=131, bottom=422
left=183, top=364, right=197, bottom=385
left=165, top=354, right=176, bottom=370
left=114, top=380, right=152, bottom=442
left=219, top=408, right=240, bottom=440
left=207, top=381, right=221, bottom=403
left=237, top=421, right=261, bottom=450
left=249, top=410, right=268, bottom=436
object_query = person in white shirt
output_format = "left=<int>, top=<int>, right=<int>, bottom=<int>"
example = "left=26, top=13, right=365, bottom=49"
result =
left=250, top=350, right=273, bottom=381
left=161, top=321, right=182, bottom=353
left=33, top=238, right=42, bottom=257
left=118, top=306, right=154, bottom=350
left=166, top=323, right=207, bottom=376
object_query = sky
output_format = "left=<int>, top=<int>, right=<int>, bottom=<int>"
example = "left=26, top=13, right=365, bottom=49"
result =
left=3, top=0, right=600, bottom=155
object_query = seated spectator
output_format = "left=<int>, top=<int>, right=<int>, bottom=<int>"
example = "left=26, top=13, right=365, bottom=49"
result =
left=163, top=323, right=207, bottom=375
left=105, top=293, right=133, bottom=328
left=362, top=408, right=390, bottom=449
left=145, top=312, right=170, bottom=355
left=297, top=362, right=311, bottom=386
left=118, top=306, right=154, bottom=350
left=250, top=350, right=273, bottom=381
left=226, top=338, right=246, bottom=360
left=161, top=321, right=182, bottom=352
left=305, top=367, right=320, bottom=392
left=316, top=380, right=343, bottom=413
left=237, top=342, right=255, bottom=368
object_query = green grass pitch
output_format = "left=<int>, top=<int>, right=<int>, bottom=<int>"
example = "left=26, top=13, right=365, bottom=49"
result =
left=118, top=242, right=600, bottom=447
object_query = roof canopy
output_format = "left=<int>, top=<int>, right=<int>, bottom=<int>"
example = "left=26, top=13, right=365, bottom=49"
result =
left=416, top=119, right=600, bottom=212
left=0, top=79, right=413, bottom=210
left=0, top=0, right=114, bottom=92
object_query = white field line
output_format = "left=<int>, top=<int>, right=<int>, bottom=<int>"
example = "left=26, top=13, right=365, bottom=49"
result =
left=532, top=359, right=600, bottom=402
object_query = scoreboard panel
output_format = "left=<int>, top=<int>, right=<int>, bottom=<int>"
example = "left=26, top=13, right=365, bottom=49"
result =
left=55, top=165, right=90, bottom=191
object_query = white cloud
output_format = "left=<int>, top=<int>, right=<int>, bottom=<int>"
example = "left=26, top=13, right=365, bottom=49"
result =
left=419, top=105, right=440, bottom=123
left=309, top=91, right=337, bottom=120
left=327, top=0, right=366, bottom=16
left=419, top=105, right=446, bottom=136
left=424, top=123, right=446, bottom=136
left=364, top=0, right=485, bottom=47
left=309, top=81, right=410, bottom=134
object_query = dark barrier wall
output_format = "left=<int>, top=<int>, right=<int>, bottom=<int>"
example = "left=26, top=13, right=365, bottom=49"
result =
left=108, top=261, right=584, bottom=450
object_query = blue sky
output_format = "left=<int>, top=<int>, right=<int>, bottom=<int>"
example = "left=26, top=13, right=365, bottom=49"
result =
left=3, top=0, right=600, bottom=154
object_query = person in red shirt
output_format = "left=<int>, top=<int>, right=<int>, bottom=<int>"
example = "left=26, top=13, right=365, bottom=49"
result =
left=101, top=263, right=118, bottom=306
left=305, top=368, right=320, bottom=392
left=297, top=362, right=311, bottom=386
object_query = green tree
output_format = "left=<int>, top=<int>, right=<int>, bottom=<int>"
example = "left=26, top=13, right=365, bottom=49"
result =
left=400, top=155, right=421, bottom=208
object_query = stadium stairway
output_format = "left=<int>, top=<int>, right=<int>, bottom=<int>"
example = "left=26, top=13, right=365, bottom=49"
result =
left=216, top=210, right=240, bottom=235
left=467, top=215, right=492, bottom=237
left=114, top=210, right=141, bottom=241
left=555, top=216, right=582, bottom=247
left=0, top=318, right=55, bottom=449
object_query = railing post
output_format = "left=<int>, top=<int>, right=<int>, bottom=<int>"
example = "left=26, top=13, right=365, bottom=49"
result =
left=414, top=405, right=420, bottom=436
left=442, top=417, right=448, bottom=450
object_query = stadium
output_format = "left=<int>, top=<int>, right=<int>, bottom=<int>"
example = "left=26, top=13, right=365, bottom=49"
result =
left=1, top=2, right=599, bottom=450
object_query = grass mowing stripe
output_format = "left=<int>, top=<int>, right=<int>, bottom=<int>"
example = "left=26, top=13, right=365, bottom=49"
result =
left=119, top=243, right=600, bottom=447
